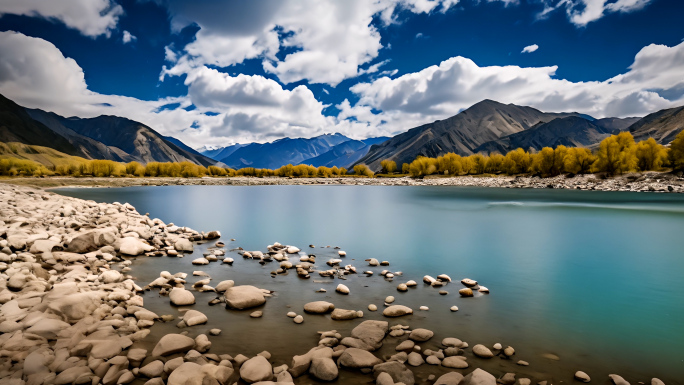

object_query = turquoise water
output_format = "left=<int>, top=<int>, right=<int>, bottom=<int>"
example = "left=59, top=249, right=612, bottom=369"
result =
left=55, top=185, right=684, bottom=383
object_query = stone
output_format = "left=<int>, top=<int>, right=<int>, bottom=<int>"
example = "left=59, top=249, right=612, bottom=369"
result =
left=396, top=340, right=414, bottom=351
left=101, top=270, right=123, bottom=284
left=167, top=362, right=202, bottom=385
left=215, top=280, right=235, bottom=293
left=331, top=308, right=362, bottom=320
left=435, top=372, right=465, bottom=385
left=493, top=343, right=502, bottom=350
left=442, top=338, right=463, bottom=348
left=139, top=361, right=164, bottom=378
left=309, top=357, right=338, bottom=381
left=25, top=318, right=70, bottom=339
left=368, top=304, right=378, bottom=311
left=472, top=344, right=494, bottom=358
left=385, top=296, right=395, bottom=303
left=409, top=328, right=434, bottom=342
left=459, top=288, right=474, bottom=297
left=651, top=379, right=665, bottom=385
left=461, top=278, right=478, bottom=287
left=195, top=334, right=211, bottom=352
left=224, top=285, right=266, bottom=309
left=499, top=373, right=516, bottom=385
left=183, top=310, right=208, bottom=326
left=304, top=301, right=335, bottom=314
left=397, top=283, right=408, bottom=292
left=338, top=348, right=383, bottom=368
left=174, top=239, right=193, bottom=253
left=575, top=371, right=591, bottom=383
left=350, top=320, right=389, bottom=351
left=373, top=361, right=415, bottom=385
left=118, top=237, right=154, bottom=256
left=250, top=311, right=263, bottom=318
left=450, top=306, right=459, bottom=312
left=503, top=346, right=515, bottom=357
left=151, top=334, right=195, bottom=356
left=407, top=352, right=424, bottom=366
left=54, top=366, right=93, bottom=385
left=240, top=355, right=273, bottom=383
left=169, top=288, right=195, bottom=306
left=336, top=284, right=350, bottom=294
left=609, top=374, right=630, bottom=385
left=383, top=305, right=413, bottom=317
left=442, top=356, right=469, bottom=369
left=426, top=355, right=441, bottom=365
left=294, top=315, right=304, bottom=324
left=461, top=368, right=496, bottom=385
left=192, top=258, right=209, bottom=265
left=377, top=372, right=395, bottom=385
left=48, top=292, right=103, bottom=322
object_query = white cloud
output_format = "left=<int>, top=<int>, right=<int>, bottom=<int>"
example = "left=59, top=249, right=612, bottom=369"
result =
left=344, top=41, right=684, bottom=133
left=539, top=0, right=654, bottom=26
left=122, top=30, right=136, bottom=44
left=162, top=0, right=460, bottom=86
left=521, top=44, right=539, bottom=53
left=0, top=0, right=123, bottom=37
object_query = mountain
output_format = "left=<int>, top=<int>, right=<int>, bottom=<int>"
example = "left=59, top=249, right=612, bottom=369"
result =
left=593, top=117, right=641, bottom=133
left=0, top=94, right=80, bottom=156
left=355, top=99, right=579, bottom=170
left=199, top=143, right=247, bottom=161
left=474, top=116, right=612, bottom=154
left=301, top=137, right=389, bottom=168
left=629, top=106, right=684, bottom=144
left=219, top=133, right=351, bottom=169
left=26, top=108, right=134, bottom=162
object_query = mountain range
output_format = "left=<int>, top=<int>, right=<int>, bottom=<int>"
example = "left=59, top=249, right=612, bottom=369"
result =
left=1, top=91, right=683, bottom=172
left=0, top=93, right=215, bottom=166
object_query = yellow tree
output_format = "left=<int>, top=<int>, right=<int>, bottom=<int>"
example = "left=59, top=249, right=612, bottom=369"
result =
left=437, top=153, right=463, bottom=175
left=485, top=153, right=505, bottom=174
left=594, top=132, right=637, bottom=175
left=531, top=147, right=556, bottom=176
left=380, top=159, right=397, bottom=174
left=669, top=130, right=684, bottom=171
left=635, top=138, right=668, bottom=171
left=564, top=147, right=596, bottom=174
left=502, top=148, right=531, bottom=175
left=468, top=154, right=487, bottom=174
left=401, top=163, right=410, bottom=174
left=552, top=145, right=569, bottom=175
left=353, top=164, right=374, bottom=177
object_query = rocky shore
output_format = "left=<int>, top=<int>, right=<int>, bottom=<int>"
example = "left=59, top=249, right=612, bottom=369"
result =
left=0, top=183, right=670, bottom=385
left=3, top=171, right=684, bottom=193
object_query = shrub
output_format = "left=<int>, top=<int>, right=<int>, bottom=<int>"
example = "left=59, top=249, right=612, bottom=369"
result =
left=353, top=164, right=374, bottom=177
left=380, top=159, right=397, bottom=174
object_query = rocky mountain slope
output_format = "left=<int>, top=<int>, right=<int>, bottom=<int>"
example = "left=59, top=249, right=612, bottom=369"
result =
left=630, top=106, right=684, bottom=144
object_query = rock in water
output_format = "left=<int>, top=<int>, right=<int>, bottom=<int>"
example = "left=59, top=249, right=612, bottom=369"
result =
left=336, top=284, right=350, bottom=294
left=240, top=355, right=273, bottom=383
left=609, top=374, right=630, bottom=385
left=304, top=301, right=335, bottom=314
left=174, top=238, right=193, bottom=252
left=152, top=334, right=195, bottom=356
left=409, top=328, right=434, bottom=342
left=472, top=344, right=494, bottom=358
left=435, top=372, right=465, bottom=385
left=373, top=361, right=415, bottom=385
left=383, top=305, right=413, bottom=317
left=442, top=356, right=469, bottom=369
left=575, top=371, right=591, bottom=383
left=338, top=348, right=383, bottom=368
left=309, top=357, right=338, bottom=381
left=351, top=320, right=389, bottom=351
left=183, top=310, right=208, bottom=326
left=461, top=368, right=496, bottom=385
left=331, top=309, right=362, bottom=320
left=459, top=288, right=474, bottom=297
left=169, top=288, right=195, bottom=306
left=224, top=285, right=266, bottom=309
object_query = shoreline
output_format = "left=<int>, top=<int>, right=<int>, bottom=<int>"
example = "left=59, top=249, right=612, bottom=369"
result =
left=0, top=183, right=673, bottom=385
left=2, top=171, right=684, bottom=193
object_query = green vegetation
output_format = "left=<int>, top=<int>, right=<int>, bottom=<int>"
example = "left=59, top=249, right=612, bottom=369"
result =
left=1, top=131, right=682, bottom=179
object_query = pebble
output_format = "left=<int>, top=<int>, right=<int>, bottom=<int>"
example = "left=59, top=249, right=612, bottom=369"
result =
left=368, top=304, right=378, bottom=311
left=450, top=306, right=459, bottom=312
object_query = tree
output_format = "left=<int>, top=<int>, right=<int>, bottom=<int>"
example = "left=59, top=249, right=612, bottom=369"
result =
left=353, top=164, right=374, bottom=177
left=531, top=147, right=556, bottom=176
left=401, top=163, right=410, bottom=174
left=485, top=153, right=505, bottom=174
left=408, top=156, right=437, bottom=177
left=502, top=148, right=531, bottom=175
left=669, top=130, right=684, bottom=171
left=436, top=153, right=462, bottom=175
left=552, top=145, right=569, bottom=175
left=380, top=159, right=397, bottom=174
left=468, top=154, right=486, bottom=174
left=594, top=132, right=637, bottom=175
left=564, top=147, right=596, bottom=174
left=635, top=138, right=668, bottom=171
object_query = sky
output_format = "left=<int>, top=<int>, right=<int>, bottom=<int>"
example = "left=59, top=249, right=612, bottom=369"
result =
left=0, top=0, right=683, bottom=149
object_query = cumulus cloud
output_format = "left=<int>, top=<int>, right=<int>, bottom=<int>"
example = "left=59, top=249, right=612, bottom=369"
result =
left=0, top=0, right=123, bottom=37
left=539, top=0, right=653, bottom=26
left=344, top=41, right=684, bottom=133
left=161, top=0, right=459, bottom=86
left=122, top=30, right=136, bottom=44
left=521, top=44, right=539, bottom=53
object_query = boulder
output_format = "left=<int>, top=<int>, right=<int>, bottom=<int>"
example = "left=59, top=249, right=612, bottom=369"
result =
left=442, top=338, right=463, bottom=348
left=215, top=280, right=235, bottom=293
left=461, top=368, right=496, bottom=385
left=25, top=318, right=70, bottom=339
left=331, top=309, right=362, bottom=320
left=575, top=371, right=591, bottom=383
left=101, top=270, right=123, bottom=284
left=48, top=292, right=103, bottom=322
left=373, top=361, right=415, bottom=385
left=224, top=285, right=266, bottom=309
left=167, top=362, right=202, bottom=385
left=140, top=361, right=164, bottom=378
left=472, top=344, right=494, bottom=358
left=192, top=258, right=209, bottom=265
left=309, top=357, right=338, bottom=381
left=383, top=305, right=413, bottom=317
left=117, top=237, right=154, bottom=256
left=409, top=328, right=434, bottom=342
left=407, top=352, right=424, bottom=366
left=435, top=372, right=465, bottom=385
left=54, top=366, right=93, bottom=385
left=174, top=239, right=193, bottom=253
left=351, top=320, right=388, bottom=351
left=336, top=284, right=350, bottom=294
left=609, top=374, right=630, bottom=385
left=303, top=301, right=335, bottom=314
left=151, top=334, right=195, bottom=356
left=442, top=356, right=469, bottom=369
left=183, top=310, right=208, bottom=326
left=338, top=348, right=382, bottom=368
left=459, top=288, right=474, bottom=297
left=66, top=232, right=98, bottom=253
left=169, top=288, right=195, bottom=306
left=240, top=355, right=273, bottom=383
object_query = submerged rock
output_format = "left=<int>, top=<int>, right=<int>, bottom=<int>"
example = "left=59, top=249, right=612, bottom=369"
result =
left=224, top=285, right=266, bottom=309
left=383, top=305, right=413, bottom=317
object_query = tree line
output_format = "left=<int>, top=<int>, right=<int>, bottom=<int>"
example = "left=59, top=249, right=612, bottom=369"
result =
left=2, top=131, right=684, bottom=178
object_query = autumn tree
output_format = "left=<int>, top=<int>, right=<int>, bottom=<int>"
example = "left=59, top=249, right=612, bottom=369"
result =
left=669, top=130, right=684, bottom=171
left=502, top=148, right=531, bottom=175
left=485, top=153, right=505, bottom=174
left=468, top=154, right=487, bottom=174
left=380, top=159, right=397, bottom=174
left=401, top=163, right=410, bottom=174
left=353, top=164, right=374, bottom=177
left=564, top=147, right=596, bottom=174
left=635, top=138, right=668, bottom=171
left=436, top=153, right=463, bottom=175
left=408, top=156, right=437, bottom=177
left=531, top=147, right=556, bottom=176
left=594, top=132, right=637, bottom=175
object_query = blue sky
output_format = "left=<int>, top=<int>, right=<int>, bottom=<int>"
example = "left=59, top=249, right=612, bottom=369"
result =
left=0, top=0, right=683, bottom=148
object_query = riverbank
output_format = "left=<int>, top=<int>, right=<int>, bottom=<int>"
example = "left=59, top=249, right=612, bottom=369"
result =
left=0, top=183, right=673, bottom=385
left=2, top=171, right=684, bottom=193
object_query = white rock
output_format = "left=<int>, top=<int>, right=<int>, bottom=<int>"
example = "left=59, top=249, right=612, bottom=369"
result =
left=169, top=288, right=195, bottom=306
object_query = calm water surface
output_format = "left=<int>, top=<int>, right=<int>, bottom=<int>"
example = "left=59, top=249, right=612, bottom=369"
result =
left=54, top=185, right=684, bottom=383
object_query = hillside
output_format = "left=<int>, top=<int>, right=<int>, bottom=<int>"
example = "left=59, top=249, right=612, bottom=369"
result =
left=630, top=106, right=684, bottom=144
left=474, top=116, right=612, bottom=154
left=355, top=100, right=578, bottom=170
left=0, top=142, right=89, bottom=167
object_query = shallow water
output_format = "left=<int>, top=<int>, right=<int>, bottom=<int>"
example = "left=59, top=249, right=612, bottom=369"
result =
left=54, top=185, right=684, bottom=383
